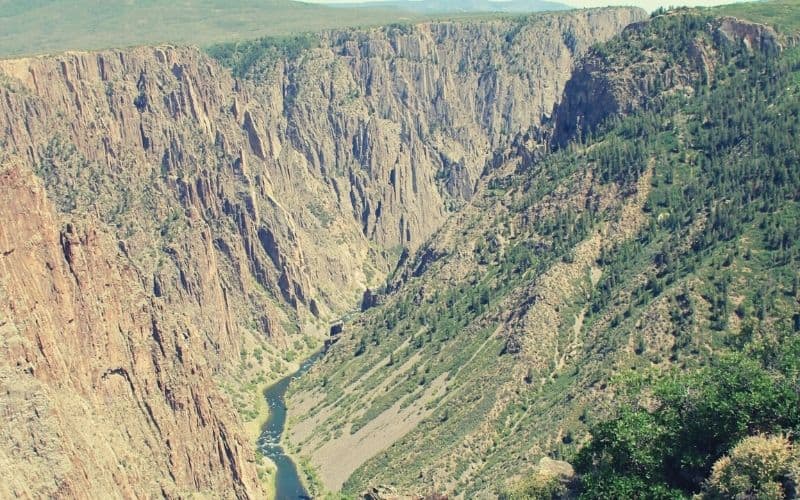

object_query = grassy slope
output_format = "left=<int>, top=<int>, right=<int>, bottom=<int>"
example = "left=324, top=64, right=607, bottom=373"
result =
left=0, top=0, right=567, bottom=59
left=289, top=1, right=800, bottom=496
left=0, top=0, right=421, bottom=58
left=328, top=0, right=570, bottom=14
left=713, top=0, right=800, bottom=33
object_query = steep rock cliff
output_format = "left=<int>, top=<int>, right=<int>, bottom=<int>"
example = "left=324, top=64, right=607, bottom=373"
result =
left=0, top=162, right=263, bottom=498
left=217, top=7, right=646, bottom=252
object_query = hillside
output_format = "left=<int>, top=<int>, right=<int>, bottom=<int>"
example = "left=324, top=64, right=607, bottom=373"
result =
left=0, top=0, right=420, bottom=58
left=0, top=0, right=580, bottom=59
left=712, top=0, right=800, bottom=34
left=327, top=0, right=570, bottom=14
left=286, top=4, right=800, bottom=497
left=0, top=7, right=644, bottom=498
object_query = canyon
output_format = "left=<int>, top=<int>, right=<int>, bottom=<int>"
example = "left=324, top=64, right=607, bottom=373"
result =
left=0, top=7, right=645, bottom=498
left=284, top=10, right=793, bottom=498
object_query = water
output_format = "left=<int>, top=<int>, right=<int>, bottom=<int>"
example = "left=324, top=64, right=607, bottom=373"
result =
left=257, top=351, right=324, bottom=500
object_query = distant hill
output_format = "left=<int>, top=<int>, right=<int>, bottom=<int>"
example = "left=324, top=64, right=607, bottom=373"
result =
left=0, top=0, right=578, bottom=59
left=325, top=0, right=571, bottom=13
left=0, top=0, right=422, bottom=58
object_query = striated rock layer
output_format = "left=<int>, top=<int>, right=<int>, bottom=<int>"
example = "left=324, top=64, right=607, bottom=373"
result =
left=0, top=7, right=643, bottom=498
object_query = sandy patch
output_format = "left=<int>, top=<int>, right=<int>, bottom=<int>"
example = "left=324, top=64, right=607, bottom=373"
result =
left=288, top=340, right=418, bottom=446
left=310, top=372, right=448, bottom=491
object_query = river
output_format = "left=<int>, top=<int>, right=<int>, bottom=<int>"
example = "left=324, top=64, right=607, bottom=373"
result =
left=257, top=351, right=324, bottom=499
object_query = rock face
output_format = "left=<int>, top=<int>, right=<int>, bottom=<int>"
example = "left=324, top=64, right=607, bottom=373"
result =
left=0, top=7, right=644, bottom=497
left=0, top=164, right=263, bottom=498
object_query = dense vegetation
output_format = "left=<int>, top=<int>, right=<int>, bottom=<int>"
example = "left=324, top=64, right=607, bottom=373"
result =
left=575, top=344, right=800, bottom=499
left=207, top=34, right=321, bottom=79
left=561, top=9, right=800, bottom=500
left=0, top=0, right=571, bottom=59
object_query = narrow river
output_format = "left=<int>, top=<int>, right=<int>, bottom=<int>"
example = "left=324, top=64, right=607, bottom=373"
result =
left=257, top=351, right=324, bottom=499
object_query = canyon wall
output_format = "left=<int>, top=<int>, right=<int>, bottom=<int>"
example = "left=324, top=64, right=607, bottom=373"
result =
left=0, top=7, right=644, bottom=497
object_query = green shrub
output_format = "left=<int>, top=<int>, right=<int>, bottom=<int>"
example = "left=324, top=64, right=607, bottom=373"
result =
left=575, top=342, right=800, bottom=498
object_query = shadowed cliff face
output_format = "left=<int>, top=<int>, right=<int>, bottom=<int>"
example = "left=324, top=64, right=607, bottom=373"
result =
left=0, top=7, right=644, bottom=498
